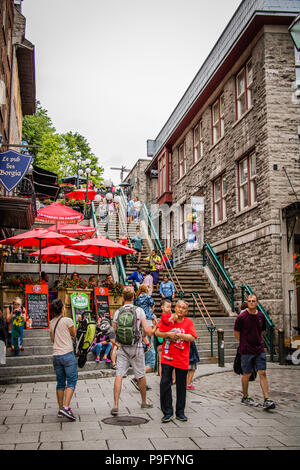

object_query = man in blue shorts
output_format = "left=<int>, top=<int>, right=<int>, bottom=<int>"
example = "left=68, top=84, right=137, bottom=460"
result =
left=234, top=294, right=276, bottom=410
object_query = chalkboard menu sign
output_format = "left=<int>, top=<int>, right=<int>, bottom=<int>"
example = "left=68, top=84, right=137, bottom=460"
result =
left=25, top=284, right=49, bottom=329
left=94, top=287, right=111, bottom=321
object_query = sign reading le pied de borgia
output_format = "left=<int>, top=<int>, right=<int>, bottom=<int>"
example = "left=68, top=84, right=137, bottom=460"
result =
left=0, top=150, right=33, bottom=192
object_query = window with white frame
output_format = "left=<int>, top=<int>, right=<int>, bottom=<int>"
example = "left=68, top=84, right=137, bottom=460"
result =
left=168, top=153, right=172, bottom=192
left=236, top=59, right=253, bottom=120
left=178, top=142, right=186, bottom=179
left=238, top=152, right=257, bottom=211
left=158, top=151, right=167, bottom=197
left=193, top=121, right=203, bottom=164
left=212, top=173, right=227, bottom=225
left=212, top=94, right=225, bottom=145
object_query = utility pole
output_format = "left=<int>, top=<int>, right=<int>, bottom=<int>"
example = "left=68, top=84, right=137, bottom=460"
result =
left=110, top=165, right=131, bottom=183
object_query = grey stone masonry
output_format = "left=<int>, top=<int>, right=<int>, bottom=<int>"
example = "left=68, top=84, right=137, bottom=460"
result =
left=152, top=24, right=300, bottom=334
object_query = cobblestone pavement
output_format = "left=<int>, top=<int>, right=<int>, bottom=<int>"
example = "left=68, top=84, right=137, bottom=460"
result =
left=0, top=363, right=299, bottom=451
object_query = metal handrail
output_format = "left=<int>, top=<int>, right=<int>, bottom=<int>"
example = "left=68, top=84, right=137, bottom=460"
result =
left=203, top=242, right=235, bottom=311
left=240, top=284, right=275, bottom=361
left=91, top=201, right=128, bottom=286
left=140, top=203, right=216, bottom=356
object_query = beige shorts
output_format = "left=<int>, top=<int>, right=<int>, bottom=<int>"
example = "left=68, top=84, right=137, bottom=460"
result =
left=116, top=345, right=146, bottom=379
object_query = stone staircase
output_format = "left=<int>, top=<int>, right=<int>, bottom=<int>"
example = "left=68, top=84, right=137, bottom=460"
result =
left=0, top=328, right=116, bottom=385
left=0, top=316, right=240, bottom=385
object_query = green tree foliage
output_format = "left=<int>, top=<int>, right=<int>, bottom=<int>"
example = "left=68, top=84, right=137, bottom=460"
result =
left=22, top=102, right=104, bottom=185
left=22, top=101, right=56, bottom=158
left=61, top=131, right=103, bottom=185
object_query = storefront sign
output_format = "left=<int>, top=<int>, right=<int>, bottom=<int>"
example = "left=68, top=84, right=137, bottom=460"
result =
left=0, top=150, right=33, bottom=192
left=186, top=197, right=205, bottom=251
left=70, top=292, right=91, bottom=327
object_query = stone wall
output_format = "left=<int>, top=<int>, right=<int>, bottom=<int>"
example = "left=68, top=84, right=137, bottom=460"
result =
left=159, top=26, right=300, bottom=332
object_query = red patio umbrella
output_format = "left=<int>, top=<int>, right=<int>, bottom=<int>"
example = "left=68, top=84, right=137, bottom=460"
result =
left=66, top=188, right=97, bottom=201
left=30, top=245, right=95, bottom=278
left=71, top=236, right=135, bottom=282
left=35, top=202, right=84, bottom=224
left=0, top=228, right=77, bottom=278
left=47, top=223, right=96, bottom=239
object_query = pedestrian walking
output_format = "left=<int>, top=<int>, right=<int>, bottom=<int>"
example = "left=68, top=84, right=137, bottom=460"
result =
left=135, top=284, right=155, bottom=352
left=97, top=200, right=107, bottom=221
left=145, top=250, right=161, bottom=292
left=234, top=293, right=276, bottom=410
left=119, top=234, right=129, bottom=268
left=127, top=265, right=144, bottom=291
left=133, top=196, right=142, bottom=222
left=49, top=298, right=78, bottom=421
left=110, top=286, right=158, bottom=416
left=127, top=198, right=135, bottom=223
left=159, top=275, right=175, bottom=302
left=156, top=300, right=197, bottom=423
left=131, top=230, right=143, bottom=264
left=142, top=269, right=153, bottom=296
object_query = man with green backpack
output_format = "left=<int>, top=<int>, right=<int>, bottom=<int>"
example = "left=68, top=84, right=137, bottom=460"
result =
left=111, top=286, right=158, bottom=416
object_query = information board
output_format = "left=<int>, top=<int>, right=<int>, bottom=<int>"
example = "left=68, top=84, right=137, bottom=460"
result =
left=94, top=287, right=111, bottom=321
left=25, top=284, right=49, bottom=329
left=70, top=292, right=91, bottom=327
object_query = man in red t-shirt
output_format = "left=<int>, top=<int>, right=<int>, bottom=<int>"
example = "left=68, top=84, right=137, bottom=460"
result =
left=156, top=300, right=197, bottom=423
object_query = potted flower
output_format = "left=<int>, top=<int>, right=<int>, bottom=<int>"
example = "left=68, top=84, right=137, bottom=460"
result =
left=0, top=275, right=35, bottom=308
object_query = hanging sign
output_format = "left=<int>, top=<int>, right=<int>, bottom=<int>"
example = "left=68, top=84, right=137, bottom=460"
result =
left=0, top=150, right=33, bottom=192
left=70, top=292, right=91, bottom=327
left=94, top=287, right=111, bottom=322
left=186, top=197, right=205, bottom=251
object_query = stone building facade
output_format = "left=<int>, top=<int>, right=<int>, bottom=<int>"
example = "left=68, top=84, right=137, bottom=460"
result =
left=124, top=158, right=155, bottom=203
left=145, top=0, right=300, bottom=334
left=0, top=0, right=35, bottom=151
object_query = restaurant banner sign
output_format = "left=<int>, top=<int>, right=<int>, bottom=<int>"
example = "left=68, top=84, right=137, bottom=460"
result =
left=0, top=150, right=33, bottom=192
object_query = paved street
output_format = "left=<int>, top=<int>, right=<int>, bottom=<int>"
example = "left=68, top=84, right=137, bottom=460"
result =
left=0, top=362, right=299, bottom=451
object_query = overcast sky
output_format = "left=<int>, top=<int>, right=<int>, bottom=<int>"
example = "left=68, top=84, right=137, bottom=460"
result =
left=22, top=0, right=242, bottom=186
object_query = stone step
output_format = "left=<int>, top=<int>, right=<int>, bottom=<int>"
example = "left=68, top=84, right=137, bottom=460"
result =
left=0, top=368, right=118, bottom=385
left=0, top=356, right=114, bottom=377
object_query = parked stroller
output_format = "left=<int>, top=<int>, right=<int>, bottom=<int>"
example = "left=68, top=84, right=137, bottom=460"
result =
left=74, top=310, right=97, bottom=368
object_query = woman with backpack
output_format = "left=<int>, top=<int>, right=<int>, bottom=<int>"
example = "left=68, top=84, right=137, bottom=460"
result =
left=49, top=298, right=78, bottom=421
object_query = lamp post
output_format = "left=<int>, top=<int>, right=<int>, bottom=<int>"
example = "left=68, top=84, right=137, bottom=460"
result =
left=71, top=151, right=82, bottom=189
left=289, top=14, right=300, bottom=51
left=84, top=159, right=97, bottom=217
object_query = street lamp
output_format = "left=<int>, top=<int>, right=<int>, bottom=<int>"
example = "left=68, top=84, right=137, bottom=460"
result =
left=289, top=14, right=300, bottom=51
left=71, top=151, right=82, bottom=188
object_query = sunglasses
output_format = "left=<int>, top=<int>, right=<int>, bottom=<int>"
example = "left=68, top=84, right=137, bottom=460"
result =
left=248, top=300, right=257, bottom=303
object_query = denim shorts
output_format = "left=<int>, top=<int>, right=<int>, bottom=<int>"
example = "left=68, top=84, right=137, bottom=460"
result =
left=241, top=352, right=266, bottom=374
left=53, top=351, right=78, bottom=390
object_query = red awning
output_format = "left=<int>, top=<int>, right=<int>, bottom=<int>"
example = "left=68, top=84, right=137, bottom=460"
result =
left=47, top=223, right=96, bottom=239
left=36, top=202, right=84, bottom=224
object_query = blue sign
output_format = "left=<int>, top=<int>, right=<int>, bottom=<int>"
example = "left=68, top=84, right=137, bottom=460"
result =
left=0, top=150, right=33, bottom=192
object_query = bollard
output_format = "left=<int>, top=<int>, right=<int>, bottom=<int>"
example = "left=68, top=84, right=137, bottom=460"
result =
left=217, top=328, right=225, bottom=367
left=278, top=329, right=286, bottom=365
